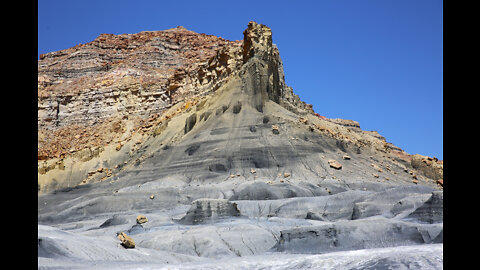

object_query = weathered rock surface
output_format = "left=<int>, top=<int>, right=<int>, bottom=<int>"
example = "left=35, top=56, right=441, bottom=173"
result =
left=38, top=225, right=201, bottom=268
left=99, top=215, right=127, bottom=228
left=328, top=159, right=342, bottom=169
left=405, top=191, right=443, bottom=223
left=230, top=182, right=316, bottom=201
left=117, top=232, right=136, bottom=248
left=37, top=26, right=243, bottom=166
left=411, top=154, right=444, bottom=180
left=37, top=21, right=442, bottom=194
left=273, top=218, right=442, bottom=254
left=136, top=215, right=148, bottom=224
left=38, top=22, right=443, bottom=269
left=178, top=199, right=240, bottom=224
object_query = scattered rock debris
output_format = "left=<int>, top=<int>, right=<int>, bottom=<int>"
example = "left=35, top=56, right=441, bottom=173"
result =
left=328, top=160, right=342, bottom=170
left=271, top=125, right=279, bottom=134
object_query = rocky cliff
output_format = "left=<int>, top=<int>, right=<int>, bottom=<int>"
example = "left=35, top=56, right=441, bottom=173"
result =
left=37, top=22, right=313, bottom=191
left=38, top=22, right=442, bottom=193
left=38, top=26, right=241, bottom=156
left=38, top=22, right=443, bottom=269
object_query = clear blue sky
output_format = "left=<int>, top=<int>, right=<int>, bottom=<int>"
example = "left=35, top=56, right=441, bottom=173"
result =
left=38, top=0, right=443, bottom=159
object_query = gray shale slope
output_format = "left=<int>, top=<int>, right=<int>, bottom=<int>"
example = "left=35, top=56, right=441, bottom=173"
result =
left=38, top=22, right=443, bottom=269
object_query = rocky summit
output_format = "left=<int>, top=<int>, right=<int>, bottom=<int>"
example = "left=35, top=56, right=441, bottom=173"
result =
left=38, top=22, right=443, bottom=269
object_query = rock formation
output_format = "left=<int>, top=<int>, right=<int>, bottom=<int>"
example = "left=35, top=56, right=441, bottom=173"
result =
left=178, top=199, right=241, bottom=225
left=136, top=215, right=148, bottom=224
left=117, top=232, right=136, bottom=248
left=38, top=22, right=443, bottom=269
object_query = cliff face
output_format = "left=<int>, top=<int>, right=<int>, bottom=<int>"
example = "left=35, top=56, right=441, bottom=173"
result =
left=38, top=22, right=443, bottom=270
left=37, top=22, right=310, bottom=162
left=38, top=26, right=241, bottom=158
left=37, top=22, right=442, bottom=193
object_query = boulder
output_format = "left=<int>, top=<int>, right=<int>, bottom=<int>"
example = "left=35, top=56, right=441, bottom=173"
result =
left=271, top=125, right=279, bottom=134
left=328, top=160, right=342, bottom=170
left=136, top=215, right=148, bottom=224
left=117, top=232, right=135, bottom=249
left=115, top=143, right=123, bottom=151
left=437, top=179, right=443, bottom=187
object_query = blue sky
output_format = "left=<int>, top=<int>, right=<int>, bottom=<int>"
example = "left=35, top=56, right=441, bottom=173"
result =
left=38, top=0, right=443, bottom=159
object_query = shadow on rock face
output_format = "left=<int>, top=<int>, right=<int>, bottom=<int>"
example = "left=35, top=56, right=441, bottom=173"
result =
left=232, top=101, right=242, bottom=114
left=127, top=224, right=145, bottom=235
left=99, top=215, right=128, bottom=228
left=185, top=144, right=201, bottom=156
left=38, top=237, right=69, bottom=258
left=405, top=191, right=443, bottom=224
left=184, top=113, right=197, bottom=134
left=272, top=218, right=442, bottom=254
left=177, top=198, right=241, bottom=225
left=208, top=163, right=229, bottom=172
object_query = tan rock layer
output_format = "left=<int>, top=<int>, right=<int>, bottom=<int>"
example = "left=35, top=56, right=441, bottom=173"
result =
left=38, top=26, right=243, bottom=160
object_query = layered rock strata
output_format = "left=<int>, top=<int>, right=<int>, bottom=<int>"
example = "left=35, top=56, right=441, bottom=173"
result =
left=178, top=199, right=241, bottom=225
left=38, top=26, right=243, bottom=159
left=38, top=22, right=443, bottom=270
left=38, top=22, right=442, bottom=194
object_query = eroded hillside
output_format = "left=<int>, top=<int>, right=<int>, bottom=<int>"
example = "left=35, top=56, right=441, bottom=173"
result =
left=38, top=22, right=443, bottom=270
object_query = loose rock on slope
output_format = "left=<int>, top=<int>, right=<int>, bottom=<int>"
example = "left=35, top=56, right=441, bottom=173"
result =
left=117, top=232, right=135, bottom=249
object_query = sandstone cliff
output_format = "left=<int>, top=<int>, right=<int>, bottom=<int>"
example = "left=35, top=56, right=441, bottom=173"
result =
left=38, top=22, right=442, bottom=193
left=38, top=26, right=241, bottom=157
